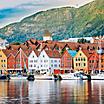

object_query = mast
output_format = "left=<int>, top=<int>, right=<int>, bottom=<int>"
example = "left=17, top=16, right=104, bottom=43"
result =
left=20, top=48, right=22, bottom=71
left=99, top=35, right=102, bottom=73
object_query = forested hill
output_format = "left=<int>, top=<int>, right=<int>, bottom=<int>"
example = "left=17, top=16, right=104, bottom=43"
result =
left=0, top=0, right=104, bottom=43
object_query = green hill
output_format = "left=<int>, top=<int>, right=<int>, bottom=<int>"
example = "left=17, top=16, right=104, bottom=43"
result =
left=0, top=0, right=104, bottom=43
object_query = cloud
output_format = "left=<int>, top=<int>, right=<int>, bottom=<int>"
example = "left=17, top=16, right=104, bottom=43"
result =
left=0, top=0, right=94, bottom=28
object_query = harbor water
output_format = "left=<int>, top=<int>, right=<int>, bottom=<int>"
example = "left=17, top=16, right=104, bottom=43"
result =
left=0, top=80, right=104, bottom=104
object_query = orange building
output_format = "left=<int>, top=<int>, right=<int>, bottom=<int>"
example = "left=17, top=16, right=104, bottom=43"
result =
left=88, top=52, right=99, bottom=74
left=61, top=50, right=77, bottom=73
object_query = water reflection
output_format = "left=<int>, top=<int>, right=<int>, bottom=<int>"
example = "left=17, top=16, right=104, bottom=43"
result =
left=0, top=80, right=104, bottom=104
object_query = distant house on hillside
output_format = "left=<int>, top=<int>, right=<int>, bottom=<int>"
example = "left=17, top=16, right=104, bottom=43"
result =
left=43, top=30, right=52, bottom=41
left=60, top=37, right=94, bottom=43
left=0, top=38, right=9, bottom=49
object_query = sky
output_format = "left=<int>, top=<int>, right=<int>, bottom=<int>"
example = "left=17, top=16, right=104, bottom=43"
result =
left=0, top=0, right=94, bottom=28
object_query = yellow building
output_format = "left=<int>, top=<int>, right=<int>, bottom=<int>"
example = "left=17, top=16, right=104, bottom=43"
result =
left=0, top=49, right=7, bottom=74
left=73, top=49, right=89, bottom=73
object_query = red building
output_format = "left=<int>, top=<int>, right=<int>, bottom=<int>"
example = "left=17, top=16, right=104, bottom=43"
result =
left=61, top=50, right=73, bottom=73
left=7, top=53, right=15, bottom=70
left=15, top=48, right=28, bottom=72
left=88, top=52, right=99, bottom=74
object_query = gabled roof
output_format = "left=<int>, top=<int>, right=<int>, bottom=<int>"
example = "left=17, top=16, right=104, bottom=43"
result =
left=81, top=50, right=90, bottom=58
left=68, top=50, right=77, bottom=58
left=45, top=50, right=61, bottom=58
left=44, top=30, right=52, bottom=37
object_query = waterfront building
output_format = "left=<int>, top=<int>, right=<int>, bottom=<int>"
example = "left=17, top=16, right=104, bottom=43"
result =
left=61, top=50, right=77, bottom=73
left=7, top=50, right=17, bottom=73
left=88, top=52, right=99, bottom=74
left=101, top=54, right=104, bottom=71
left=38, top=50, right=61, bottom=74
left=28, top=50, right=39, bottom=74
left=73, top=49, right=89, bottom=73
left=0, top=49, right=7, bottom=74
left=15, top=48, right=28, bottom=73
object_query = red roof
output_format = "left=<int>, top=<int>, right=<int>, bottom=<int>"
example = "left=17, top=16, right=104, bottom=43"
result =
left=45, top=50, right=61, bottom=58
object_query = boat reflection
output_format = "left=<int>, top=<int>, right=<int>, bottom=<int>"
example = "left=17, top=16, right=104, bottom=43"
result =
left=0, top=80, right=104, bottom=104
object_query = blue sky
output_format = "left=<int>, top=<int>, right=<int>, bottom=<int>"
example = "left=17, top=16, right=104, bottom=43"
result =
left=0, top=0, right=94, bottom=28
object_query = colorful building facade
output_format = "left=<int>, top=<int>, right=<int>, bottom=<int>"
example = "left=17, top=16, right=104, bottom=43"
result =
left=73, top=50, right=89, bottom=73
left=0, top=50, right=7, bottom=74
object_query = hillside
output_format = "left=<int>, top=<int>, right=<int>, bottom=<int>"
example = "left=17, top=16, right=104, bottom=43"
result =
left=0, top=0, right=104, bottom=43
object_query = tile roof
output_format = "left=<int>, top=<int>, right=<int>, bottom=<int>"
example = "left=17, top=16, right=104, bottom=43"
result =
left=81, top=50, right=90, bottom=57
left=45, top=50, right=61, bottom=58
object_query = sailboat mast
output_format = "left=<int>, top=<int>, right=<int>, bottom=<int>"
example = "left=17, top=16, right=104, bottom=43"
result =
left=99, top=35, right=102, bottom=73
left=20, top=48, right=22, bottom=70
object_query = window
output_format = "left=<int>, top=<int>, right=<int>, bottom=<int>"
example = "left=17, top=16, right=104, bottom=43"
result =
left=51, top=64, right=53, bottom=67
left=30, top=60, right=33, bottom=63
left=34, top=65, right=36, bottom=67
left=4, top=64, right=6, bottom=67
left=0, top=55, right=2, bottom=57
left=80, top=53, right=82, bottom=56
left=44, top=60, right=48, bottom=62
left=54, top=64, right=57, bottom=67
left=92, top=60, right=94, bottom=63
left=1, top=60, right=3, bottom=62
left=84, top=58, right=86, bottom=61
left=33, top=55, right=34, bottom=58
left=81, top=58, right=83, bottom=61
left=4, top=60, right=6, bottom=62
left=76, top=63, right=78, bottom=66
left=51, top=60, right=53, bottom=63
left=76, top=58, right=77, bottom=61
left=84, top=63, right=86, bottom=66
left=78, top=58, right=80, bottom=61
left=43, top=55, right=45, bottom=57
left=1, top=64, right=3, bottom=67
left=54, top=60, right=57, bottom=62
left=34, top=60, right=37, bottom=62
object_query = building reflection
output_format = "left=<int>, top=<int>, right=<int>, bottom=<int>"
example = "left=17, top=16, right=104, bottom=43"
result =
left=1, top=80, right=104, bottom=104
left=7, top=81, right=28, bottom=97
left=0, top=81, right=8, bottom=97
left=0, top=80, right=32, bottom=104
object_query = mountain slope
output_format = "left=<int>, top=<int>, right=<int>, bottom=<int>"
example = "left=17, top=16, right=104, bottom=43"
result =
left=0, top=0, right=104, bottom=43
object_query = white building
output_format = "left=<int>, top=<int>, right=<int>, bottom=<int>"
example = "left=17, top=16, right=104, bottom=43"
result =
left=60, top=37, right=94, bottom=43
left=28, top=50, right=39, bottom=74
left=0, top=38, right=9, bottom=49
left=43, top=30, right=52, bottom=41
left=38, top=50, right=61, bottom=75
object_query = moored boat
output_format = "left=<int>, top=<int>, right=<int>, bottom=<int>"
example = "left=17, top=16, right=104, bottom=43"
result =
left=27, top=75, right=35, bottom=81
left=60, top=71, right=88, bottom=80
left=10, top=74, right=27, bottom=80
left=91, top=74, right=104, bottom=80
left=0, top=74, right=10, bottom=80
left=35, top=74, right=54, bottom=80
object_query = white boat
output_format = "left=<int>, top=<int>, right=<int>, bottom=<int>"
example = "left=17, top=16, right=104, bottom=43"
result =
left=10, top=75, right=27, bottom=80
left=60, top=73, right=80, bottom=80
left=35, top=74, right=54, bottom=80
left=91, top=74, right=104, bottom=80
left=60, top=72, right=88, bottom=80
